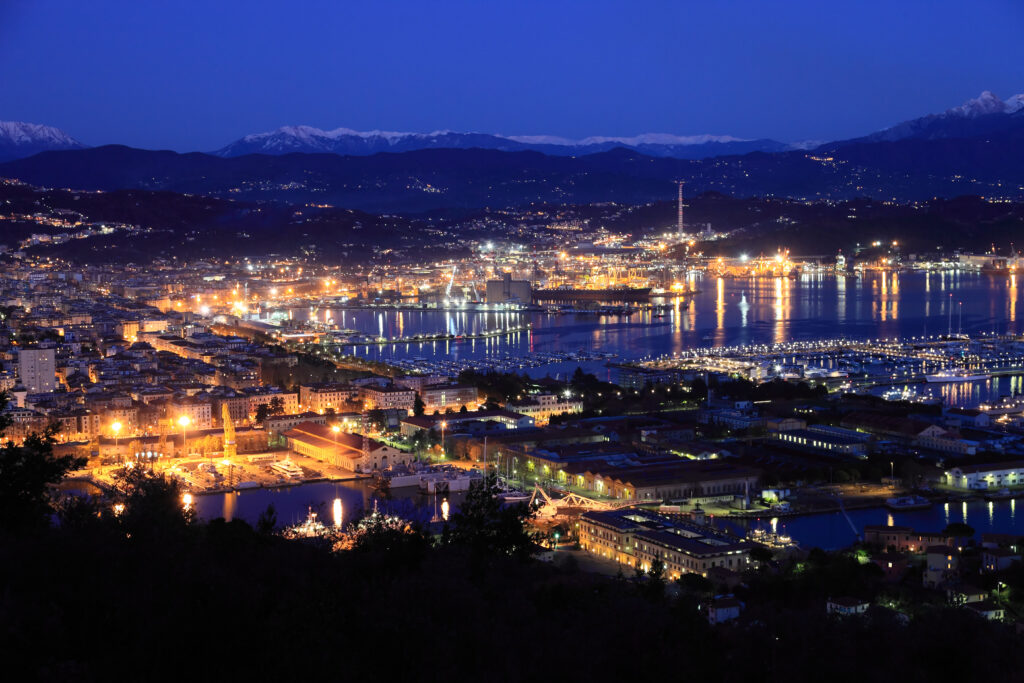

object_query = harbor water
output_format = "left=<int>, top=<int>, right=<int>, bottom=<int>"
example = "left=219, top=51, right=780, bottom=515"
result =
left=196, top=480, right=1023, bottom=552
left=280, top=271, right=1023, bottom=376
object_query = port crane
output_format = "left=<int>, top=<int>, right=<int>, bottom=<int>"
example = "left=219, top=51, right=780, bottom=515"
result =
left=446, top=265, right=457, bottom=299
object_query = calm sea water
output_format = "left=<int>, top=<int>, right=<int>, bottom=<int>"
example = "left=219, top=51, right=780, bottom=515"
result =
left=284, top=270, right=1022, bottom=365
left=196, top=481, right=1024, bottom=552
left=718, top=498, right=1024, bottom=551
left=194, top=480, right=464, bottom=529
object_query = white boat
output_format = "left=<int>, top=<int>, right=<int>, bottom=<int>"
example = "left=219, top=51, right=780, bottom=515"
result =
left=234, top=481, right=261, bottom=490
left=925, top=368, right=991, bottom=383
left=984, top=488, right=1016, bottom=501
left=886, top=495, right=931, bottom=511
left=498, top=490, right=531, bottom=504
left=270, top=458, right=304, bottom=479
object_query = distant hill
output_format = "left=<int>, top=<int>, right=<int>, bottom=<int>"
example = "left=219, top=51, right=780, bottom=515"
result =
left=3, top=128, right=1024, bottom=213
left=214, top=125, right=791, bottom=160
left=0, top=121, right=85, bottom=162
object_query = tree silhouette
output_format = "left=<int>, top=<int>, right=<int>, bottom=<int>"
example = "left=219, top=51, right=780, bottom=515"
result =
left=0, top=422, right=86, bottom=534
left=446, top=473, right=535, bottom=559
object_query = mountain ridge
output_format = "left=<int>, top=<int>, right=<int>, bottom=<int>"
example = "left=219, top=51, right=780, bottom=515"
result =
left=0, top=121, right=85, bottom=162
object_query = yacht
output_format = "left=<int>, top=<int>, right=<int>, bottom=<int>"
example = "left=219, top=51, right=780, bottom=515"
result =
left=270, top=457, right=304, bottom=479
left=925, top=368, right=991, bottom=383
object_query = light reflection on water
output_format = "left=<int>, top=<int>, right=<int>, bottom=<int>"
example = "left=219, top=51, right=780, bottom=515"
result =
left=278, top=272, right=1023, bottom=379
left=719, top=498, right=1024, bottom=551
left=196, top=480, right=466, bottom=529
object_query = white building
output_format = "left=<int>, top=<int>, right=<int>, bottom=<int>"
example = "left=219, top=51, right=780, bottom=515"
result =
left=506, top=393, right=583, bottom=426
left=18, top=347, right=56, bottom=394
left=945, top=461, right=1024, bottom=490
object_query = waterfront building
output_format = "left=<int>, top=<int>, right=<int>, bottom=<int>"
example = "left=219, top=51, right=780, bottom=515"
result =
left=772, top=427, right=869, bottom=458
left=608, top=363, right=684, bottom=389
left=578, top=508, right=752, bottom=579
left=504, top=439, right=759, bottom=501
left=282, top=421, right=411, bottom=472
left=485, top=271, right=531, bottom=303
left=944, top=461, right=1024, bottom=490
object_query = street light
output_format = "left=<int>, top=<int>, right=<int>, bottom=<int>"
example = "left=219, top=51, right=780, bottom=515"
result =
left=439, top=421, right=447, bottom=460
left=178, top=415, right=191, bottom=458
left=111, top=421, right=122, bottom=462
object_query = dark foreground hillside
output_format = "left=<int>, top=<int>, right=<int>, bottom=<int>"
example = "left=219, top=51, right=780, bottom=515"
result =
left=1, top=418, right=1022, bottom=682
left=3, top=507, right=1023, bottom=682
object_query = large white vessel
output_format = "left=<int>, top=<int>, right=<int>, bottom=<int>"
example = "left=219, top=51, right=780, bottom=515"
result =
left=925, top=368, right=991, bottom=383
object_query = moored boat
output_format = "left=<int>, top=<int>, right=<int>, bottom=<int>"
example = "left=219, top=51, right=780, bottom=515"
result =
left=886, top=495, right=932, bottom=511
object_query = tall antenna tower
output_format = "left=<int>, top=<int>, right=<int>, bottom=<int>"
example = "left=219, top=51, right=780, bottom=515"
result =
left=676, top=181, right=685, bottom=239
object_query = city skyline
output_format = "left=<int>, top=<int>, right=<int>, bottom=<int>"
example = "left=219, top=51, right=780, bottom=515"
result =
left=6, top=3, right=1024, bottom=677
left=2, top=1, right=1022, bottom=150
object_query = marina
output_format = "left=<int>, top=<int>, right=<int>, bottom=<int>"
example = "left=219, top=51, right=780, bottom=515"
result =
left=271, top=271, right=1024, bottom=383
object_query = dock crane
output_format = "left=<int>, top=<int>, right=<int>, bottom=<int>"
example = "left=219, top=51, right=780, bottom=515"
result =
left=446, top=265, right=457, bottom=300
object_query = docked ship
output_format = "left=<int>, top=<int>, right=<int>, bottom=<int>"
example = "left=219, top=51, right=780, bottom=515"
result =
left=978, top=396, right=1024, bottom=415
left=885, top=495, right=932, bottom=511
left=270, top=457, right=304, bottom=480
left=747, top=525, right=796, bottom=549
left=881, top=387, right=941, bottom=405
left=925, top=368, right=991, bottom=383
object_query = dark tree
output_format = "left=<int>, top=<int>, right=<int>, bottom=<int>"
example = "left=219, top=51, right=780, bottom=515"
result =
left=367, top=409, right=388, bottom=432
left=447, top=473, right=535, bottom=558
left=413, top=392, right=425, bottom=417
left=0, top=408, right=86, bottom=535
left=268, top=396, right=285, bottom=416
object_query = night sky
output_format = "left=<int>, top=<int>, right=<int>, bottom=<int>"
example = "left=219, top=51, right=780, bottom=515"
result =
left=2, top=0, right=1022, bottom=151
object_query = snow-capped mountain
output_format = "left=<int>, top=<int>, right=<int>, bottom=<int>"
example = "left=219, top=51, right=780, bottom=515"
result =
left=214, top=126, right=790, bottom=159
left=0, top=121, right=85, bottom=162
left=853, top=91, right=1024, bottom=144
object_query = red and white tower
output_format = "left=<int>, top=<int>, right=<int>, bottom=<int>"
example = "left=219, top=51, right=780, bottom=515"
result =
left=676, top=181, right=685, bottom=239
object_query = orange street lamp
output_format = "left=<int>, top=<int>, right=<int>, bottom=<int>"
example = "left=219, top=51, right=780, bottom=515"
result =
left=111, top=421, right=123, bottom=462
left=178, top=415, right=191, bottom=458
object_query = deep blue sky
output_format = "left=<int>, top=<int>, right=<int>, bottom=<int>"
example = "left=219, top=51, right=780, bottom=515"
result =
left=2, top=0, right=1022, bottom=151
